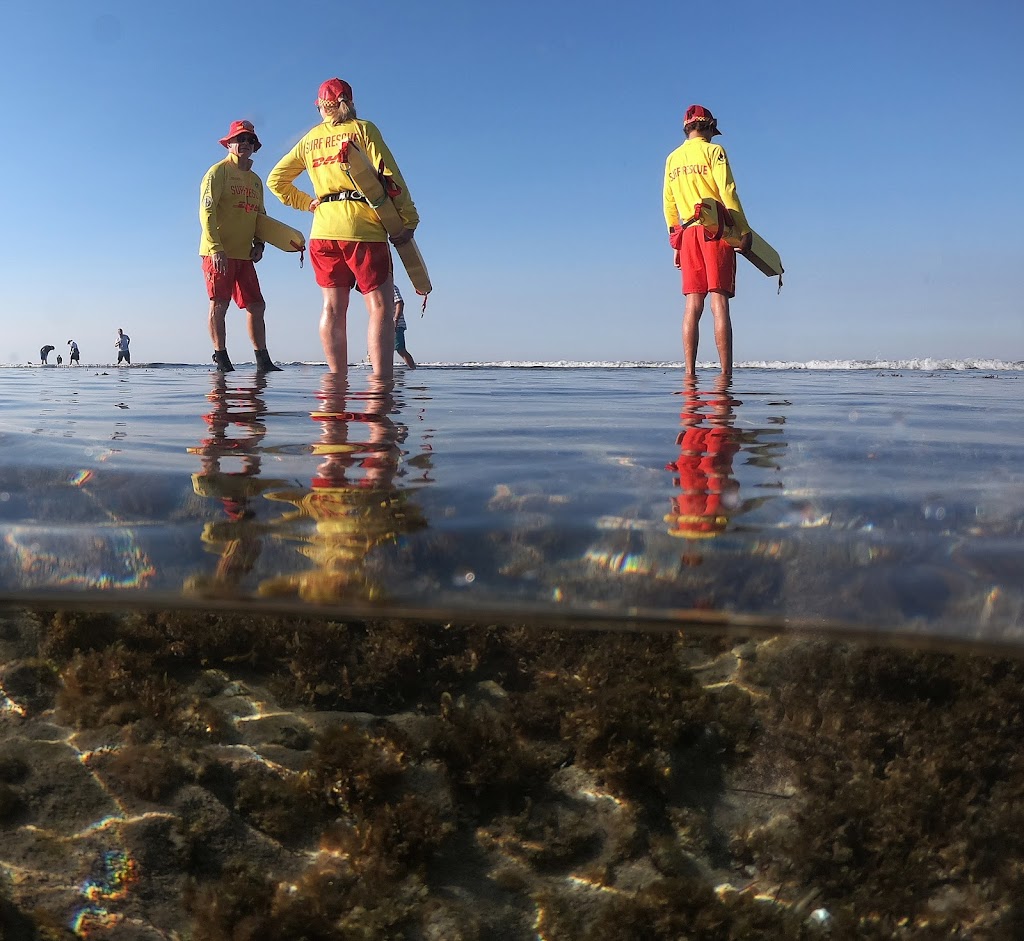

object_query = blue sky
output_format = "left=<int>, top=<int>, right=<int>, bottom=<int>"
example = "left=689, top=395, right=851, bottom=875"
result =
left=1, top=0, right=1021, bottom=365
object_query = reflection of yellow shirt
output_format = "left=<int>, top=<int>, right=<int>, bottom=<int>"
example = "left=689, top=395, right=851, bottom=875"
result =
left=268, top=118, right=419, bottom=241
left=199, top=154, right=266, bottom=258
left=663, top=137, right=750, bottom=236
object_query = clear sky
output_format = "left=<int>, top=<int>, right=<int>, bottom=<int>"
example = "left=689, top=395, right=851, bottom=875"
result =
left=1, top=0, right=1021, bottom=365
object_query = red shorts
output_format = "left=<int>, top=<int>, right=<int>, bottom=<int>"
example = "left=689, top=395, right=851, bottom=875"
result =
left=679, top=225, right=736, bottom=298
left=310, top=239, right=392, bottom=292
left=202, top=256, right=264, bottom=309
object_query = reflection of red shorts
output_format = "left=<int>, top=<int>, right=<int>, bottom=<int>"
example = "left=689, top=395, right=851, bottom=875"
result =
left=679, top=225, right=736, bottom=297
left=202, top=256, right=264, bottom=309
left=665, top=425, right=740, bottom=537
left=310, top=239, right=392, bottom=292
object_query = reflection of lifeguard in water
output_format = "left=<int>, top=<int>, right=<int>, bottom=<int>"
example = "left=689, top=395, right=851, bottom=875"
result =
left=665, top=375, right=741, bottom=540
left=186, top=372, right=284, bottom=595
left=259, top=372, right=426, bottom=604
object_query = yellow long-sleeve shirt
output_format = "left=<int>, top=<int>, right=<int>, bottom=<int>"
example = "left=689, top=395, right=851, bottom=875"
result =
left=663, top=137, right=750, bottom=236
left=198, top=154, right=265, bottom=258
left=267, top=118, right=419, bottom=242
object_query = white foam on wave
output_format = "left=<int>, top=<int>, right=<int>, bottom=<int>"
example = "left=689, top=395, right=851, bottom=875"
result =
left=421, top=358, right=1024, bottom=371
left=2, top=358, right=1021, bottom=371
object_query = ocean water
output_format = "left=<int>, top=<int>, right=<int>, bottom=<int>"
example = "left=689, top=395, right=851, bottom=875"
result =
left=0, top=361, right=1021, bottom=643
left=3, top=360, right=1024, bottom=938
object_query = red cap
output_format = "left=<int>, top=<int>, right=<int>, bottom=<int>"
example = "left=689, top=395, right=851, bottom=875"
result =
left=218, top=119, right=261, bottom=151
left=684, top=104, right=721, bottom=137
left=317, top=78, right=353, bottom=105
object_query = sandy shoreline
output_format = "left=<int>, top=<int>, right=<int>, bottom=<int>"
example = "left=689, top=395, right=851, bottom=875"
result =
left=3, top=607, right=1024, bottom=938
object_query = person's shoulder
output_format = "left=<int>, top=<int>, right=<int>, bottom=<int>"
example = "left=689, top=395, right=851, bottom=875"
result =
left=358, top=119, right=385, bottom=140
left=202, top=158, right=230, bottom=179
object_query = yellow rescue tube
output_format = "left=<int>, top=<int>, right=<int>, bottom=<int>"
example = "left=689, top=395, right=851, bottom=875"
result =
left=696, top=199, right=784, bottom=282
left=339, top=140, right=432, bottom=297
left=255, top=213, right=306, bottom=253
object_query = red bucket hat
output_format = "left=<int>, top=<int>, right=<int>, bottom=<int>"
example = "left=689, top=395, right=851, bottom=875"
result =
left=684, top=104, right=721, bottom=137
left=219, top=119, right=261, bottom=151
left=317, top=78, right=353, bottom=105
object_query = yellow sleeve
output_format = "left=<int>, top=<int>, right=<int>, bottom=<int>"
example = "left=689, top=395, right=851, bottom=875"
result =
left=199, top=163, right=225, bottom=255
left=663, top=155, right=681, bottom=230
left=710, top=146, right=750, bottom=236
left=267, top=140, right=314, bottom=212
left=361, top=122, right=420, bottom=230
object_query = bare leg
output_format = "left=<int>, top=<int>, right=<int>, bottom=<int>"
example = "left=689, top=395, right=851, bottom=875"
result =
left=683, top=292, right=706, bottom=377
left=320, top=286, right=351, bottom=373
left=244, top=300, right=268, bottom=350
left=399, top=350, right=417, bottom=368
left=364, top=277, right=395, bottom=381
left=208, top=298, right=230, bottom=350
left=708, top=291, right=733, bottom=377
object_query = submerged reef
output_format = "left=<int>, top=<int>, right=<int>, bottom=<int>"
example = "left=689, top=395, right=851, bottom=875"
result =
left=1, top=607, right=1024, bottom=937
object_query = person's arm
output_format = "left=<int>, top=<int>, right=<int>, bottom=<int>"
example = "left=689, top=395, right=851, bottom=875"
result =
left=267, top=141, right=317, bottom=212
left=362, top=122, right=419, bottom=231
left=394, top=299, right=404, bottom=325
left=663, top=156, right=682, bottom=231
left=199, top=165, right=227, bottom=254
left=710, top=145, right=751, bottom=238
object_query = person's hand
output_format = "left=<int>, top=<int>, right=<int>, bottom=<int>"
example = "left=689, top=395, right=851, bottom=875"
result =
left=251, top=242, right=265, bottom=263
left=673, top=251, right=681, bottom=270
left=389, top=227, right=414, bottom=247
left=309, top=198, right=321, bottom=212
left=212, top=251, right=227, bottom=274
left=737, top=231, right=753, bottom=254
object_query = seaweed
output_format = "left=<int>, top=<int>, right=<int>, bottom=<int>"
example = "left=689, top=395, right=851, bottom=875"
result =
left=426, top=695, right=554, bottom=820
left=92, top=743, right=187, bottom=802
left=738, top=639, right=1024, bottom=928
left=184, top=861, right=426, bottom=941
left=534, top=875, right=816, bottom=940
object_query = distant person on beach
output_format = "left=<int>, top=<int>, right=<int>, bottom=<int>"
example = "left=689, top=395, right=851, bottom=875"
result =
left=663, top=104, right=752, bottom=378
left=267, top=77, right=419, bottom=379
left=67, top=340, right=80, bottom=365
left=114, top=328, right=131, bottom=365
left=39, top=344, right=54, bottom=364
left=56, top=354, right=63, bottom=366
left=393, top=284, right=417, bottom=369
left=199, top=119, right=282, bottom=375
